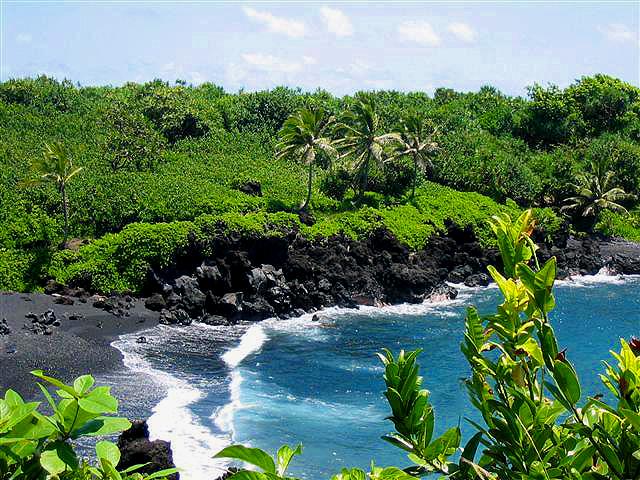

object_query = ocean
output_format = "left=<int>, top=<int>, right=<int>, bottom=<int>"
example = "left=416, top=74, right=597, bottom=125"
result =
left=101, top=274, right=640, bottom=479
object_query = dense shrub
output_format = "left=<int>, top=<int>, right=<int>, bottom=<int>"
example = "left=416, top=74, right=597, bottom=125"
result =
left=1, top=75, right=638, bottom=292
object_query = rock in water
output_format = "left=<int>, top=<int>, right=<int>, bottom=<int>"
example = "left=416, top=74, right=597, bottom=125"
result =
left=117, top=420, right=178, bottom=479
left=464, top=273, right=490, bottom=287
left=0, top=318, right=10, bottom=335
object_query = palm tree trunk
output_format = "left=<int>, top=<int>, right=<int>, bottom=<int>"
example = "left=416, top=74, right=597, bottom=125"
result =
left=412, top=154, right=418, bottom=199
left=302, top=163, right=313, bottom=211
left=61, top=182, right=69, bottom=243
left=359, top=154, right=370, bottom=202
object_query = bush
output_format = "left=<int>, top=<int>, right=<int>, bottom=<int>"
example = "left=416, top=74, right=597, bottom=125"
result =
left=0, top=371, right=176, bottom=479
left=595, top=209, right=640, bottom=241
left=51, top=221, right=195, bottom=293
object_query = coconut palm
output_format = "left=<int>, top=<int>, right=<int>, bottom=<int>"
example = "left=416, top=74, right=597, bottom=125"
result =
left=276, top=108, right=337, bottom=211
left=335, top=97, right=401, bottom=201
left=390, top=111, right=439, bottom=199
left=561, top=160, right=633, bottom=222
left=28, top=142, right=83, bottom=242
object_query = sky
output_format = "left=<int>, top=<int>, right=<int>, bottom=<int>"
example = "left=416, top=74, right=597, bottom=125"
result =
left=1, top=1, right=639, bottom=96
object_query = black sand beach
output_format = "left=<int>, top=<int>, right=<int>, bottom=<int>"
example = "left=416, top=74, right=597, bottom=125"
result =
left=0, top=292, right=158, bottom=398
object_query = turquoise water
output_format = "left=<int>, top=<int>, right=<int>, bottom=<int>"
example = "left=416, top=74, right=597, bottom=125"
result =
left=107, top=276, right=640, bottom=480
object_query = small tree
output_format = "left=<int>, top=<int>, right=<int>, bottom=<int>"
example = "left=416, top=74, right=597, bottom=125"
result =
left=335, top=97, right=401, bottom=202
left=276, top=108, right=337, bottom=211
left=390, top=111, right=438, bottom=199
left=561, top=159, right=634, bottom=227
left=27, top=142, right=83, bottom=243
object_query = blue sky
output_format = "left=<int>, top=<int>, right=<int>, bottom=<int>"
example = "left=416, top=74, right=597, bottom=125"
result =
left=1, top=1, right=639, bottom=96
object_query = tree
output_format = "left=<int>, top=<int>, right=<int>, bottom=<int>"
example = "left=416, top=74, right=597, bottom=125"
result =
left=103, top=98, right=165, bottom=171
left=27, top=142, right=83, bottom=242
left=276, top=108, right=337, bottom=211
left=390, top=111, right=438, bottom=198
left=561, top=159, right=634, bottom=224
left=335, top=97, right=401, bottom=201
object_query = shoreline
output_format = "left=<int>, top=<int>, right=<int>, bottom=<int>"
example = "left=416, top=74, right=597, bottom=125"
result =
left=0, top=292, right=159, bottom=397
left=109, top=272, right=640, bottom=480
left=2, top=231, right=640, bottom=397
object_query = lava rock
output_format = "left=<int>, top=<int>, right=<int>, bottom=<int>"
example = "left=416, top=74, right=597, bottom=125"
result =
left=53, top=295, right=75, bottom=306
left=428, top=284, right=458, bottom=302
left=0, top=319, right=10, bottom=335
left=117, top=420, right=178, bottom=479
left=145, top=293, right=166, bottom=312
left=174, top=275, right=206, bottom=316
left=236, top=180, right=262, bottom=197
left=44, top=280, right=66, bottom=295
left=464, top=273, right=491, bottom=287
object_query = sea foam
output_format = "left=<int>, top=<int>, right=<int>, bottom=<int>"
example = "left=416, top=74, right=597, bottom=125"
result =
left=114, top=327, right=231, bottom=479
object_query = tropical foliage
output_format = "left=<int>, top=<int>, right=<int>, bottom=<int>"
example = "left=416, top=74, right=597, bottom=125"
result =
left=24, top=142, right=83, bottom=243
left=276, top=107, right=337, bottom=210
left=217, top=210, right=640, bottom=479
left=0, top=371, right=176, bottom=479
left=561, top=159, right=634, bottom=222
left=2, top=74, right=640, bottom=292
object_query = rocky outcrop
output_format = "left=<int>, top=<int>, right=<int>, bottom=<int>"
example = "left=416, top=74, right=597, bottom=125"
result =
left=117, top=420, right=178, bottom=479
left=23, top=310, right=60, bottom=335
left=143, top=223, right=499, bottom=326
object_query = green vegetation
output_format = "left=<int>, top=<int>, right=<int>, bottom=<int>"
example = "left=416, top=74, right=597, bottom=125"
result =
left=1, top=74, right=639, bottom=292
left=218, top=210, right=640, bottom=479
left=0, top=371, right=176, bottom=479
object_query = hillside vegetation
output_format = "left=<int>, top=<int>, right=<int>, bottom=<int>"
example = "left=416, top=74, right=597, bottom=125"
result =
left=1, top=74, right=639, bottom=292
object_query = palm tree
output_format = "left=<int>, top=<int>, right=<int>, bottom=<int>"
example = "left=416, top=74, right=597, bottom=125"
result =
left=335, top=97, right=401, bottom=201
left=276, top=108, right=337, bottom=211
left=28, top=142, right=83, bottom=242
left=561, top=160, right=633, bottom=223
left=390, top=112, right=438, bottom=199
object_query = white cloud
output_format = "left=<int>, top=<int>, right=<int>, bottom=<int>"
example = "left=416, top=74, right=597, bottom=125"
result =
left=242, top=53, right=302, bottom=74
left=398, top=21, right=440, bottom=46
left=16, top=33, right=32, bottom=44
left=348, top=59, right=371, bottom=76
left=448, top=22, right=476, bottom=43
left=242, top=6, right=305, bottom=38
left=320, top=6, right=353, bottom=37
left=598, top=23, right=637, bottom=44
left=302, top=56, right=317, bottom=65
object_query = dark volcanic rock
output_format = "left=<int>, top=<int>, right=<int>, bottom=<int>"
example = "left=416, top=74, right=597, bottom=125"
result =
left=174, top=276, right=206, bottom=316
left=428, top=284, right=458, bottom=302
left=236, top=180, right=262, bottom=197
left=159, top=308, right=192, bottom=326
left=0, top=318, right=10, bottom=335
left=117, top=420, right=178, bottom=479
left=464, top=273, right=490, bottom=287
left=145, top=293, right=166, bottom=312
left=53, top=295, right=75, bottom=305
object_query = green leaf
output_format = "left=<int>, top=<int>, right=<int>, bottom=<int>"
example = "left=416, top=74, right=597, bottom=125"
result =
left=460, top=432, right=483, bottom=473
left=276, top=444, right=302, bottom=476
left=72, top=416, right=131, bottom=438
left=599, top=443, right=623, bottom=477
left=553, top=360, right=581, bottom=405
left=78, top=386, right=118, bottom=414
left=40, top=441, right=78, bottom=475
left=31, top=370, right=77, bottom=398
left=73, top=375, right=95, bottom=396
left=621, top=408, right=640, bottom=431
left=214, top=445, right=276, bottom=474
left=228, top=471, right=269, bottom=480
left=96, top=440, right=121, bottom=468
left=144, top=468, right=180, bottom=479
